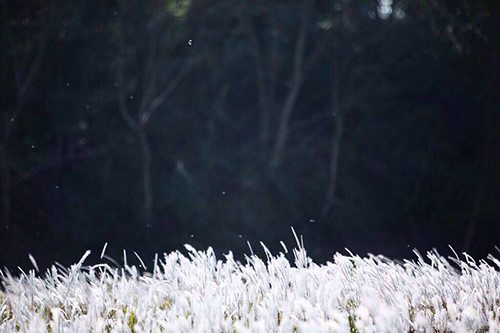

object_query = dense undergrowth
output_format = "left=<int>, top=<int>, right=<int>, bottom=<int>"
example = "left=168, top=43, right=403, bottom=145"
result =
left=1, top=229, right=499, bottom=332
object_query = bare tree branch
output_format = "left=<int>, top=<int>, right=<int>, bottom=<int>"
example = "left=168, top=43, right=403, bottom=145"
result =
left=241, top=4, right=270, bottom=146
left=1, top=23, right=47, bottom=228
left=14, top=144, right=113, bottom=186
left=270, top=0, right=312, bottom=169
left=116, top=4, right=139, bottom=131
left=289, top=111, right=331, bottom=134
left=304, top=38, right=327, bottom=77
left=17, top=45, right=45, bottom=100
left=3, top=37, right=46, bottom=146
left=143, top=56, right=201, bottom=124
left=139, top=27, right=159, bottom=118
left=138, top=130, right=153, bottom=226
left=321, top=44, right=342, bottom=220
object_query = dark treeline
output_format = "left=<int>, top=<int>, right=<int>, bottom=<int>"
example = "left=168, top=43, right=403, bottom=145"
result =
left=1, top=0, right=499, bottom=271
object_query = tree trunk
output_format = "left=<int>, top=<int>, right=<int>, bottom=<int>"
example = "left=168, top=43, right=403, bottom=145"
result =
left=270, top=0, right=311, bottom=169
left=463, top=93, right=492, bottom=253
left=321, top=114, right=343, bottom=220
left=463, top=184, right=482, bottom=252
left=138, top=129, right=153, bottom=226
left=321, top=56, right=342, bottom=220
left=463, top=47, right=496, bottom=252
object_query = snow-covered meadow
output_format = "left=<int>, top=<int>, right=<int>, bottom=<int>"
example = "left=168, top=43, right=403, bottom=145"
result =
left=1, top=229, right=499, bottom=332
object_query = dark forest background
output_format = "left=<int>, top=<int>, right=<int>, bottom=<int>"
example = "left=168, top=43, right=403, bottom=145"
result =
left=1, top=0, right=499, bottom=271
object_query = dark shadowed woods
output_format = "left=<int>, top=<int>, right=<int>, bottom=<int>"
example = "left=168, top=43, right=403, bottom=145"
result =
left=0, top=0, right=499, bottom=271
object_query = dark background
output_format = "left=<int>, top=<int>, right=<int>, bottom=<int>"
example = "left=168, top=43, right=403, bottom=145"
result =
left=1, top=0, right=499, bottom=272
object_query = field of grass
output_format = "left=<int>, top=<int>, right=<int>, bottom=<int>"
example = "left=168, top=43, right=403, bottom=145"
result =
left=1, top=229, right=499, bottom=332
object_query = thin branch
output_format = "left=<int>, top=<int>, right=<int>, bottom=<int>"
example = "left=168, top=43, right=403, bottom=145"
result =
left=241, top=5, right=270, bottom=145
left=116, top=4, right=139, bottom=131
left=17, top=44, right=45, bottom=100
left=304, top=38, right=327, bottom=76
left=397, top=146, right=432, bottom=218
left=321, top=43, right=342, bottom=220
left=138, top=130, right=153, bottom=226
left=4, top=37, right=46, bottom=146
left=140, top=13, right=211, bottom=124
left=143, top=56, right=202, bottom=124
left=267, top=26, right=278, bottom=114
left=14, top=145, right=114, bottom=186
left=270, top=0, right=312, bottom=168
left=139, top=26, right=159, bottom=119
left=289, top=112, right=331, bottom=134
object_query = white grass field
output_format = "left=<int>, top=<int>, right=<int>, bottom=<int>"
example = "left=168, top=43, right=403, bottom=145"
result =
left=1, top=229, right=499, bottom=332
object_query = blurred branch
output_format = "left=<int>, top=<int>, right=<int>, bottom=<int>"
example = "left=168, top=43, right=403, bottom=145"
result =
left=138, top=130, right=153, bottom=226
left=114, top=0, right=205, bottom=226
left=321, top=44, right=342, bottom=220
left=304, top=39, right=327, bottom=77
left=289, top=133, right=320, bottom=156
left=241, top=4, right=271, bottom=146
left=139, top=27, right=159, bottom=118
left=13, top=144, right=114, bottom=186
left=270, top=0, right=312, bottom=169
left=3, top=35, right=46, bottom=146
left=143, top=55, right=202, bottom=124
left=16, top=44, right=44, bottom=102
left=463, top=73, right=494, bottom=252
left=116, top=10, right=139, bottom=132
left=289, top=112, right=331, bottom=134
left=1, top=19, right=47, bottom=228
left=143, top=15, right=209, bottom=124
left=396, top=145, right=432, bottom=218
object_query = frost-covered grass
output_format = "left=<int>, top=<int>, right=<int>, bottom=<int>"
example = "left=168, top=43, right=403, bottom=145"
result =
left=1, top=229, right=500, bottom=333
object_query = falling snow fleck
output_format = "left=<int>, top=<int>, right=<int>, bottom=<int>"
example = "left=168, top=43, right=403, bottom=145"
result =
left=222, top=191, right=226, bottom=195
left=66, top=83, right=70, bottom=87
left=11, top=118, right=14, bottom=122
left=86, top=105, right=90, bottom=109
left=114, top=11, right=118, bottom=16
left=31, top=145, right=35, bottom=149
left=130, top=95, right=134, bottom=100
left=309, top=219, right=315, bottom=223
left=239, top=235, right=242, bottom=238
left=188, top=39, right=193, bottom=46
left=190, top=234, right=194, bottom=238
left=56, top=186, right=59, bottom=189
